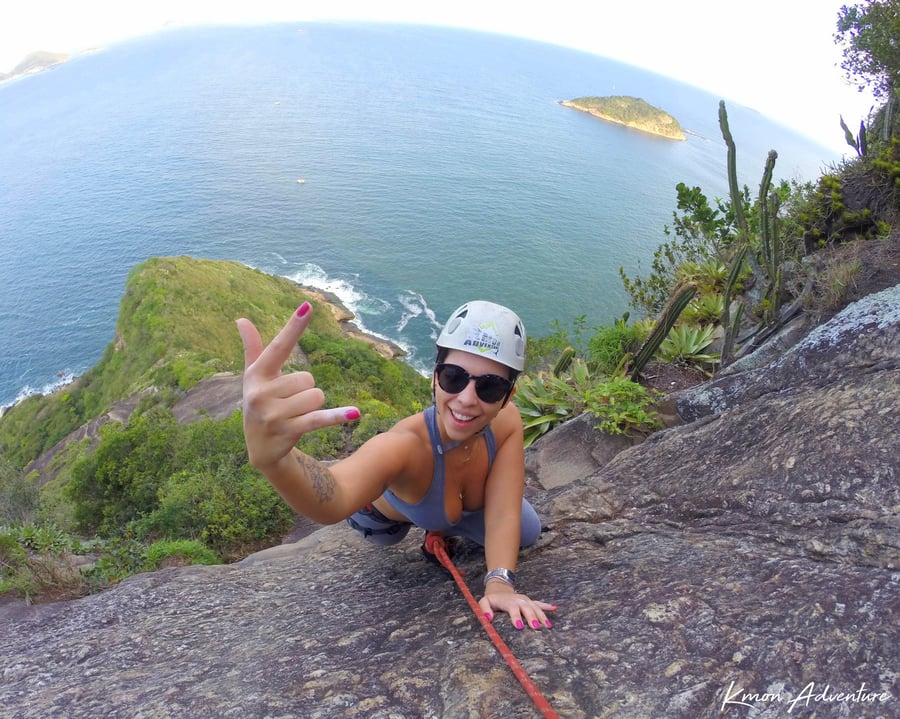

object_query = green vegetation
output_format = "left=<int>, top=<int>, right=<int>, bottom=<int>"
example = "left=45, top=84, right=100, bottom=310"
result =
left=836, top=0, right=900, bottom=101
left=0, top=257, right=427, bottom=470
left=3, top=4, right=899, bottom=604
left=0, top=256, right=429, bottom=602
left=61, top=409, right=297, bottom=553
left=562, top=96, right=685, bottom=140
left=656, top=325, right=719, bottom=367
left=519, top=3, right=900, bottom=449
left=0, top=524, right=221, bottom=603
left=516, top=361, right=661, bottom=447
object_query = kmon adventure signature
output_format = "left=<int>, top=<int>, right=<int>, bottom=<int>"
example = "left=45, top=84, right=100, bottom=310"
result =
left=721, top=681, right=891, bottom=714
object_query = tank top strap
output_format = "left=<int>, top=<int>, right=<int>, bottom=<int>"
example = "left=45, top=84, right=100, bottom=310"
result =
left=483, top=424, right=497, bottom=465
left=424, top=404, right=445, bottom=459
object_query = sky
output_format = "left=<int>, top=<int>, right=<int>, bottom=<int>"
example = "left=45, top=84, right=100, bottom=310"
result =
left=0, top=1, right=878, bottom=155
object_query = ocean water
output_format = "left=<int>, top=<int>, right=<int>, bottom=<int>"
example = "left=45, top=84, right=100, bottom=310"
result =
left=0, top=23, right=840, bottom=408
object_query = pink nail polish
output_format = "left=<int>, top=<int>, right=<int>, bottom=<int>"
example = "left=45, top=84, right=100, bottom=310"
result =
left=531, top=620, right=540, bottom=629
left=484, top=613, right=493, bottom=622
left=515, top=620, right=524, bottom=630
left=345, top=408, right=360, bottom=421
left=544, top=620, right=553, bottom=628
left=296, top=302, right=311, bottom=317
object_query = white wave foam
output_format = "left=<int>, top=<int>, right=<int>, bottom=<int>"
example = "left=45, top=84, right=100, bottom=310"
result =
left=248, top=261, right=433, bottom=377
left=395, top=290, right=443, bottom=376
left=287, top=263, right=365, bottom=314
left=397, top=289, right=442, bottom=339
left=3, top=370, right=80, bottom=412
left=422, top=299, right=441, bottom=341
left=397, top=292, right=423, bottom=332
left=284, top=264, right=417, bottom=354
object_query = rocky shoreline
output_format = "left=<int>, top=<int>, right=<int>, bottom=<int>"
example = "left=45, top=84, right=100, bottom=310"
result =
left=0, top=281, right=407, bottom=420
left=298, top=285, right=407, bottom=360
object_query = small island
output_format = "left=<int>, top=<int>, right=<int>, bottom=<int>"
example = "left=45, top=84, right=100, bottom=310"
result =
left=0, top=51, right=70, bottom=84
left=561, top=96, right=686, bottom=141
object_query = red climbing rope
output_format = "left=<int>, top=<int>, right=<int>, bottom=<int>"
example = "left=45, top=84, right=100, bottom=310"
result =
left=422, top=532, right=561, bottom=719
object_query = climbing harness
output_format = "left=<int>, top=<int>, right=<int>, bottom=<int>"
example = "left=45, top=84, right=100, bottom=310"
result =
left=422, top=532, right=561, bottom=719
left=346, top=504, right=412, bottom=538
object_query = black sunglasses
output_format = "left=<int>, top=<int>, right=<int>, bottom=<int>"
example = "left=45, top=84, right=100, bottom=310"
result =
left=435, top=363, right=513, bottom=404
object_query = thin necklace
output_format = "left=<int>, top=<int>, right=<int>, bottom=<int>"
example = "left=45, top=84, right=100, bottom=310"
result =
left=437, top=425, right=487, bottom=456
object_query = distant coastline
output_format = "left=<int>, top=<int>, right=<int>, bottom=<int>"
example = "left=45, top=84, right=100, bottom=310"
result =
left=0, top=274, right=406, bottom=417
left=1, top=51, right=72, bottom=83
left=561, top=95, right=686, bottom=141
left=0, top=24, right=836, bottom=410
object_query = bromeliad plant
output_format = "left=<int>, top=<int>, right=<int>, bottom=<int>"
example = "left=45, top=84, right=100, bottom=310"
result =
left=676, top=258, right=729, bottom=293
left=515, top=373, right=571, bottom=447
left=681, top=293, right=726, bottom=325
left=656, top=324, right=719, bottom=370
left=515, top=359, right=661, bottom=447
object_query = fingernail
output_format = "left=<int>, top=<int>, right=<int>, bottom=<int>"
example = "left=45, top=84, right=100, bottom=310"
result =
left=531, top=620, right=541, bottom=629
left=296, top=302, right=311, bottom=317
left=544, top=620, right=553, bottom=628
left=515, top=620, right=524, bottom=630
left=345, top=408, right=360, bottom=421
left=484, top=613, right=493, bottom=622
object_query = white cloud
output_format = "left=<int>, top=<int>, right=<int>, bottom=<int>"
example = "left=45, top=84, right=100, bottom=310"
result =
left=1, top=0, right=877, bottom=154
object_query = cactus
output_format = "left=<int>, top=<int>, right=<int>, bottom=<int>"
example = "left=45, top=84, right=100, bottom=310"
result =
left=758, top=153, right=776, bottom=276
left=767, top=192, right=784, bottom=321
left=552, top=346, right=576, bottom=376
left=719, top=245, right=748, bottom=367
left=628, top=282, right=697, bottom=381
left=719, top=101, right=766, bottom=282
left=719, top=101, right=749, bottom=243
left=719, top=101, right=787, bottom=334
left=758, top=152, right=783, bottom=324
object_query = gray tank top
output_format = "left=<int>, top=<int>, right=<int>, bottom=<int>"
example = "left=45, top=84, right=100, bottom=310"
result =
left=382, top=404, right=497, bottom=531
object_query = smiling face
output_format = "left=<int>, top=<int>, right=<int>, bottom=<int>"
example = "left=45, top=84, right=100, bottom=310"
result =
left=432, top=349, right=515, bottom=442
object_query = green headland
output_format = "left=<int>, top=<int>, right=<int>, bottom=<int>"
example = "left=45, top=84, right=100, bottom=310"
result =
left=561, top=96, right=686, bottom=140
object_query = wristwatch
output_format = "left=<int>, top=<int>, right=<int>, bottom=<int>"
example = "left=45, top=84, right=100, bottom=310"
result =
left=483, top=567, right=516, bottom=590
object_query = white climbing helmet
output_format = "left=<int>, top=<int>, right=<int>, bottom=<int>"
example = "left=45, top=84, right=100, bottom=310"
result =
left=436, top=300, right=527, bottom=371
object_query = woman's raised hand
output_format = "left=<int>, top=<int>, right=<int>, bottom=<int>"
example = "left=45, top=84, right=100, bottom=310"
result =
left=236, top=302, right=360, bottom=470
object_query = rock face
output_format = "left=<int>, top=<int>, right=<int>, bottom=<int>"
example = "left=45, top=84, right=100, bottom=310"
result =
left=2, top=287, right=898, bottom=718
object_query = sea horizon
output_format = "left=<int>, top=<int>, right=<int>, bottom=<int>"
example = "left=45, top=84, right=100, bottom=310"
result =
left=0, top=22, right=842, bottom=409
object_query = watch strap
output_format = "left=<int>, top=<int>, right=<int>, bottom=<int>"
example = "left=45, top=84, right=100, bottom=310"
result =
left=483, top=567, right=516, bottom=590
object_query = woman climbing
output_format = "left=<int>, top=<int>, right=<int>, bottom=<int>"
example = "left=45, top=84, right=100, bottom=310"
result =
left=237, top=299, right=556, bottom=630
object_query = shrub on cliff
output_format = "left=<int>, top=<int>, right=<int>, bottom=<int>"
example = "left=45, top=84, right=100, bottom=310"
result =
left=63, top=406, right=296, bottom=555
left=66, top=407, right=180, bottom=535
left=0, top=257, right=430, bottom=469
